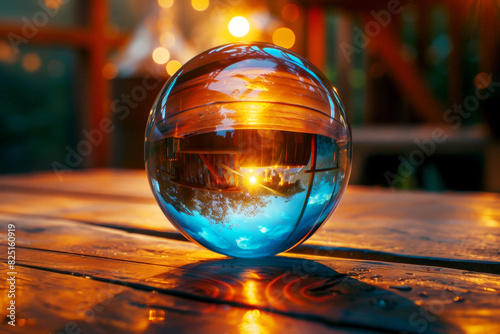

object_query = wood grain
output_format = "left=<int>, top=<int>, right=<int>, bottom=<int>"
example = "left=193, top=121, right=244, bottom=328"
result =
left=1, top=170, right=498, bottom=265
left=0, top=170, right=499, bottom=333
left=1, top=214, right=499, bottom=333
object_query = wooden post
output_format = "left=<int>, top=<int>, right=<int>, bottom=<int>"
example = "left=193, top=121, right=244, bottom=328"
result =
left=366, top=14, right=444, bottom=123
left=336, top=12, right=353, bottom=119
left=447, top=2, right=465, bottom=106
left=306, top=5, right=326, bottom=70
left=415, top=3, right=430, bottom=71
left=89, top=0, right=110, bottom=167
left=478, top=1, right=496, bottom=74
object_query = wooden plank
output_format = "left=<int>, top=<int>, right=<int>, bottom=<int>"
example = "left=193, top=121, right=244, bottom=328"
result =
left=310, top=187, right=500, bottom=265
left=0, top=169, right=154, bottom=200
left=1, top=214, right=499, bottom=333
left=0, top=171, right=498, bottom=268
left=0, top=192, right=167, bottom=231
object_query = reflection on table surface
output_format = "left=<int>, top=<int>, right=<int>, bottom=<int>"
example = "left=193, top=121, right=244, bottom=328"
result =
left=0, top=170, right=499, bottom=334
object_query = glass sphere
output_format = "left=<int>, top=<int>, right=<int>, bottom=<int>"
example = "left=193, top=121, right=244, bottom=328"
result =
left=145, top=42, right=352, bottom=258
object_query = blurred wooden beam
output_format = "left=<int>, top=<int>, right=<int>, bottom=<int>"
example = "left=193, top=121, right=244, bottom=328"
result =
left=447, top=2, right=465, bottom=105
left=336, top=12, right=352, bottom=116
left=297, top=0, right=455, bottom=11
left=0, top=11, right=129, bottom=168
left=88, top=0, right=109, bottom=167
left=306, top=5, right=326, bottom=70
left=366, top=15, right=445, bottom=123
left=0, top=24, right=128, bottom=48
left=478, top=2, right=498, bottom=74
left=415, top=3, right=430, bottom=71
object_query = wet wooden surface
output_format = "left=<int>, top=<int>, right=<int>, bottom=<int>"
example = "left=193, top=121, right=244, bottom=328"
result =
left=0, top=169, right=499, bottom=334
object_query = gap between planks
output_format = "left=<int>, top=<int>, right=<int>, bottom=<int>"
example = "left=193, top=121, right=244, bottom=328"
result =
left=2, top=210, right=499, bottom=275
left=0, top=249, right=419, bottom=334
left=0, top=184, right=156, bottom=204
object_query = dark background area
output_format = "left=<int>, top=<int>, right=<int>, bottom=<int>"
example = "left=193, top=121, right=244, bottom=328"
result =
left=0, top=0, right=499, bottom=192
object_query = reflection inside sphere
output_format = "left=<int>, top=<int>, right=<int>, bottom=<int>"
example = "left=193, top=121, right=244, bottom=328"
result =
left=152, top=129, right=344, bottom=257
left=145, top=42, right=351, bottom=257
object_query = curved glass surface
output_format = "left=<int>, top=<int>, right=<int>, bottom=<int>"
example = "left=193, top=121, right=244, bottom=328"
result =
left=145, top=42, right=351, bottom=257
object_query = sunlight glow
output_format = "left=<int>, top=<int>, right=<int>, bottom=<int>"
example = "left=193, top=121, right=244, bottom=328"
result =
left=229, top=16, right=250, bottom=37
left=239, top=309, right=265, bottom=334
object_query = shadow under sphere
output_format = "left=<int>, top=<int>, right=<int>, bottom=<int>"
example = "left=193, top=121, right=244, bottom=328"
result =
left=146, top=256, right=456, bottom=333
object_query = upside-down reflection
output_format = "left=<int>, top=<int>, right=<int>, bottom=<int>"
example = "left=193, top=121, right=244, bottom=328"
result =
left=150, top=129, right=345, bottom=257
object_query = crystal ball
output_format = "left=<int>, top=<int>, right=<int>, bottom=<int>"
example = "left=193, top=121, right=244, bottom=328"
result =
left=145, top=42, right=352, bottom=258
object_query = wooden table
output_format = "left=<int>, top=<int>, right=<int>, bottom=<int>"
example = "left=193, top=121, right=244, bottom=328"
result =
left=1, top=170, right=499, bottom=333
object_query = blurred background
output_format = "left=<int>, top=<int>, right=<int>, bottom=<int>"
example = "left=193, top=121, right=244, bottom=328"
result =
left=0, top=0, right=499, bottom=192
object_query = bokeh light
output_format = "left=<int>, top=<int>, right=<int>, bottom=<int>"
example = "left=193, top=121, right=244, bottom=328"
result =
left=348, top=69, right=365, bottom=89
left=22, top=53, right=41, bottom=72
left=272, top=27, right=295, bottom=49
left=192, top=0, right=209, bottom=12
left=0, top=41, right=16, bottom=64
left=102, top=63, right=118, bottom=80
left=282, top=3, right=299, bottom=22
left=166, top=60, right=182, bottom=76
left=44, top=0, right=63, bottom=10
left=152, top=47, right=171, bottom=64
left=160, top=31, right=176, bottom=48
left=157, top=17, right=172, bottom=31
left=474, top=72, right=491, bottom=89
left=228, top=16, right=250, bottom=38
left=158, top=0, right=174, bottom=9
